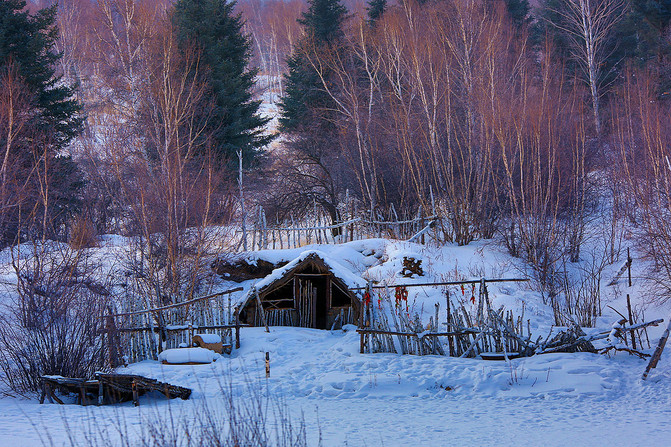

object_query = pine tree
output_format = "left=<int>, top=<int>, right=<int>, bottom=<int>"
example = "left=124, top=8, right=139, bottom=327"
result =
left=299, top=0, right=348, bottom=44
left=609, top=0, right=671, bottom=70
left=503, top=0, right=530, bottom=28
left=173, top=0, right=271, bottom=164
left=278, top=0, right=348, bottom=131
left=367, top=0, right=387, bottom=26
left=275, top=0, right=349, bottom=230
left=0, top=0, right=84, bottom=245
left=0, top=0, right=83, bottom=149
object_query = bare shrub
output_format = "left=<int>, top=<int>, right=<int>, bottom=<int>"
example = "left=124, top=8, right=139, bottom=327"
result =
left=56, top=376, right=312, bottom=447
left=0, top=243, right=110, bottom=393
left=69, top=216, right=99, bottom=249
left=613, top=69, right=671, bottom=303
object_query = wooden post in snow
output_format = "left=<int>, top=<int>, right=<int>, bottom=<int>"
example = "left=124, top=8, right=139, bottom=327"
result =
left=627, top=247, right=633, bottom=288
left=265, top=352, right=270, bottom=378
left=627, top=294, right=636, bottom=350
left=132, top=378, right=139, bottom=407
left=643, top=317, right=671, bottom=380
left=234, top=306, right=241, bottom=349
left=105, top=308, right=120, bottom=369
left=446, top=289, right=455, bottom=357
left=359, top=289, right=365, bottom=354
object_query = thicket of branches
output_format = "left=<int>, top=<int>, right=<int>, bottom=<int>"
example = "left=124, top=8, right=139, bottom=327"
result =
left=263, top=0, right=671, bottom=319
left=2, top=0, right=671, bottom=390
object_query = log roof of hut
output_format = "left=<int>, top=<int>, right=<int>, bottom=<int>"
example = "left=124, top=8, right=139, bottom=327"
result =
left=238, top=250, right=366, bottom=306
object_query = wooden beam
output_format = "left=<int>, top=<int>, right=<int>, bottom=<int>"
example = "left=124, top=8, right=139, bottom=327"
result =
left=254, top=288, right=270, bottom=332
left=643, top=317, right=671, bottom=380
left=327, top=275, right=332, bottom=309
left=350, top=278, right=529, bottom=291
left=105, top=287, right=243, bottom=318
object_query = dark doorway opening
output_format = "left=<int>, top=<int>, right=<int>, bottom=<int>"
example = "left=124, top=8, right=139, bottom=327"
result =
left=296, top=274, right=328, bottom=329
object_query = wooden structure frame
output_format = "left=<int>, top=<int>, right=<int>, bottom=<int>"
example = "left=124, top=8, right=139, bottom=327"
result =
left=40, top=373, right=191, bottom=407
left=238, top=253, right=362, bottom=329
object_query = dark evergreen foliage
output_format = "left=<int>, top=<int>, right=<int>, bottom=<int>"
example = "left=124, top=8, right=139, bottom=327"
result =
left=503, top=0, right=530, bottom=28
left=278, top=0, right=348, bottom=131
left=0, top=0, right=84, bottom=245
left=366, top=0, right=387, bottom=26
left=535, top=0, right=671, bottom=96
left=0, top=0, right=83, bottom=148
left=299, top=0, right=348, bottom=44
left=173, top=0, right=272, bottom=164
left=610, top=0, right=671, bottom=95
left=620, top=0, right=671, bottom=63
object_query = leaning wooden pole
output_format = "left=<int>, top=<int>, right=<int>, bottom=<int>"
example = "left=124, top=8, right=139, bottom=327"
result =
left=254, top=288, right=270, bottom=332
left=446, top=290, right=455, bottom=357
left=238, top=150, right=248, bottom=251
left=643, top=316, right=671, bottom=380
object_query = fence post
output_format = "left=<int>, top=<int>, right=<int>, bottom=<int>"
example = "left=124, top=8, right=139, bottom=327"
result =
left=105, top=307, right=120, bottom=369
left=446, top=290, right=455, bottom=357
left=627, top=294, right=636, bottom=350
left=238, top=149, right=248, bottom=251
left=627, top=247, right=633, bottom=288
left=234, top=306, right=241, bottom=349
left=420, top=206, right=426, bottom=245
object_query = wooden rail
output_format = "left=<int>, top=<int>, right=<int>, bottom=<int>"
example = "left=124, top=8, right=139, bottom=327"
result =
left=350, top=278, right=529, bottom=291
left=116, top=323, right=250, bottom=333
left=105, top=287, right=243, bottom=318
left=357, top=328, right=483, bottom=337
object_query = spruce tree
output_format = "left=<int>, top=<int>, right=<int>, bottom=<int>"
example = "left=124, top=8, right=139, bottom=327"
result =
left=0, top=0, right=83, bottom=149
left=278, top=0, right=348, bottom=131
left=367, top=0, right=387, bottom=26
left=275, top=0, right=349, bottom=230
left=609, top=0, right=671, bottom=72
left=503, top=0, right=530, bottom=28
left=173, top=0, right=271, bottom=164
left=0, top=0, right=84, bottom=244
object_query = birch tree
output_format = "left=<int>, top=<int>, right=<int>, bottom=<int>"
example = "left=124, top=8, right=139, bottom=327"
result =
left=542, top=0, right=627, bottom=135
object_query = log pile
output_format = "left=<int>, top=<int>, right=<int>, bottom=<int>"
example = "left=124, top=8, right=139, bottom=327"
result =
left=39, top=373, right=191, bottom=407
left=536, top=319, right=663, bottom=356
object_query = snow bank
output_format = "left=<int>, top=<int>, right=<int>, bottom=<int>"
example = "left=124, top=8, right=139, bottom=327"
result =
left=194, top=333, right=221, bottom=344
left=158, top=348, right=219, bottom=364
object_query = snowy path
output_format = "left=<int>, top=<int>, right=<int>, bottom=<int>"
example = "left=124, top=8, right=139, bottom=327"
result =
left=2, top=327, right=671, bottom=446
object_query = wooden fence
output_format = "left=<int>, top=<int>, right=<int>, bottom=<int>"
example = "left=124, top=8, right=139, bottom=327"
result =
left=356, top=279, right=533, bottom=358
left=104, top=288, right=245, bottom=366
left=237, top=210, right=439, bottom=251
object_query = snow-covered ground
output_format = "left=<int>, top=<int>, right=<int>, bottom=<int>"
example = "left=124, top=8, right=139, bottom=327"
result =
left=3, top=326, right=671, bottom=446
left=1, top=236, right=671, bottom=445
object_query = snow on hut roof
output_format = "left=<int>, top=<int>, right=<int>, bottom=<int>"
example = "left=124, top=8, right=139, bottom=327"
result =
left=252, top=250, right=367, bottom=292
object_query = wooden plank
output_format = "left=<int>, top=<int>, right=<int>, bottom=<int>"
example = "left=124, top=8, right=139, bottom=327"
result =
left=235, top=307, right=241, bottom=349
left=643, top=317, right=671, bottom=380
left=627, top=294, right=637, bottom=350
left=357, top=329, right=482, bottom=337
left=117, top=323, right=249, bottom=333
